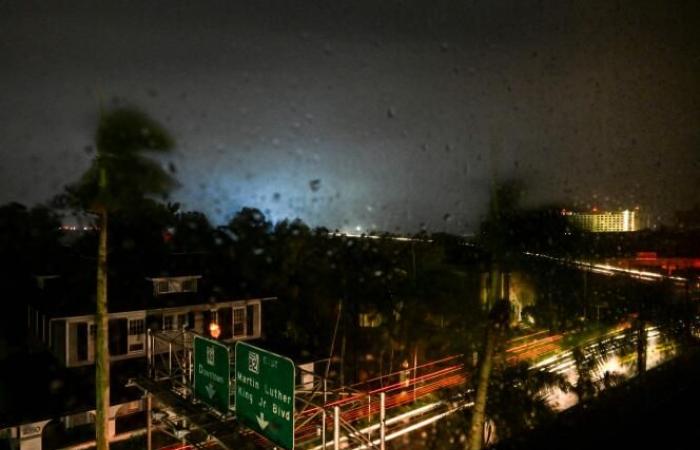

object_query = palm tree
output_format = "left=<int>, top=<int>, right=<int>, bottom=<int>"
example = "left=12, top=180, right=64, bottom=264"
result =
left=467, top=179, right=522, bottom=450
left=485, top=361, right=569, bottom=443
left=571, top=346, right=599, bottom=402
left=64, top=106, right=174, bottom=450
left=467, top=299, right=510, bottom=449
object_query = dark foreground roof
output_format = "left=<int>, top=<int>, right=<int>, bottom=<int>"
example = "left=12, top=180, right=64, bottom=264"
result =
left=494, top=346, right=700, bottom=450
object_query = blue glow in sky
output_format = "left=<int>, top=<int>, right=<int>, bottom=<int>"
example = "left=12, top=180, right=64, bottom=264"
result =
left=1, top=0, right=698, bottom=232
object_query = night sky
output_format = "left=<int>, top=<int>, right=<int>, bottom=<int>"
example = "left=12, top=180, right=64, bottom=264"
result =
left=1, top=0, right=699, bottom=233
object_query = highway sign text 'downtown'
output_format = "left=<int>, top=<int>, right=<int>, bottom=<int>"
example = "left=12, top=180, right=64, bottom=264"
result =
left=235, top=341, right=295, bottom=449
left=193, top=335, right=230, bottom=413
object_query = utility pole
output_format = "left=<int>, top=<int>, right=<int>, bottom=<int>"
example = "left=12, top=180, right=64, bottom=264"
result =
left=412, top=347, right=418, bottom=402
left=321, top=378, right=328, bottom=448
left=334, top=406, right=340, bottom=450
left=146, top=393, right=152, bottom=450
left=582, top=270, right=588, bottom=322
left=380, top=393, right=386, bottom=450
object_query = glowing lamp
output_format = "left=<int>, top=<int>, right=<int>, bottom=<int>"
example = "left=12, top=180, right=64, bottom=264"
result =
left=209, top=322, right=221, bottom=339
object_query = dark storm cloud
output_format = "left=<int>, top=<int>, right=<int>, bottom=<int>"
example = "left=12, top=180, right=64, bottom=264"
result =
left=1, top=0, right=698, bottom=232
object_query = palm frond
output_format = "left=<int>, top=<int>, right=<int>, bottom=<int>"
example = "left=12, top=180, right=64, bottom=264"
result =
left=97, top=107, right=174, bottom=155
left=63, top=105, right=177, bottom=212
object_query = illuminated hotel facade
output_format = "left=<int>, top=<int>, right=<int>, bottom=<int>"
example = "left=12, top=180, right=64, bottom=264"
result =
left=563, top=209, right=640, bottom=232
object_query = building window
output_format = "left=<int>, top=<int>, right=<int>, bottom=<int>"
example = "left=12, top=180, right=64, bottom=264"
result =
left=129, top=319, right=145, bottom=336
left=76, top=322, right=88, bottom=362
left=246, top=304, right=258, bottom=336
left=177, top=313, right=188, bottom=329
left=157, top=280, right=170, bottom=294
left=127, top=319, right=145, bottom=353
left=233, top=307, right=245, bottom=337
left=163, top=315, right=174, bottom=331
left=108, top=318, right=129, bottom=356
left=152, top=277, right=200, bottom=295
left=181, top=278, right=197, bottom=292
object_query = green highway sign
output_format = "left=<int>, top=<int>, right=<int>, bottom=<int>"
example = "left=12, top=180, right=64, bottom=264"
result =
left=235, top=341, right=295, bottom=449
left=193, top=335, right=231, bottom=413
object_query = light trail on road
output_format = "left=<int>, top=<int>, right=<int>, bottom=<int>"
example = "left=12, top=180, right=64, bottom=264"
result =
left=523, top=251, right=688, bottom=283
left=294, top=357, right=468, bottom=445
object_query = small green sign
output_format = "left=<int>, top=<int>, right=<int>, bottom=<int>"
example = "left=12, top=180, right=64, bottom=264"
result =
left=235, top=341, right=295, bottom=449
left=193, top=335, right=230, bottom=413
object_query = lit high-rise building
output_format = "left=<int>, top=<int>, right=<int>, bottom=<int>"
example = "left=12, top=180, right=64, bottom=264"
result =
left=563, top=209, right=640, bottom=232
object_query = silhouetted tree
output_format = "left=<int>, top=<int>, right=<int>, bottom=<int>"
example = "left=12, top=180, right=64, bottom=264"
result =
left=485, top=361, right=568, bottom=443
left=0, top=203, right=63, bottom=344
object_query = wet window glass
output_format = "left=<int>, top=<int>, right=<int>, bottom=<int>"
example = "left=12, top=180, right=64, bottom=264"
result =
left=1, top=1, right=699, bottom=450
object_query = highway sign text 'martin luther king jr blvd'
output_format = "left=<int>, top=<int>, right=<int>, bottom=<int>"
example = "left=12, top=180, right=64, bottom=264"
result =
left=235, top=341, right=295, bottom=449
left=193, top=335, right=231, bottom=414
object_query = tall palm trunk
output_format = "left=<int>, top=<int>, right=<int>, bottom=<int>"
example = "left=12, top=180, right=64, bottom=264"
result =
left=95, top=209, right=110, bottom=450
left=467, top=321, right=498, bottom=450
left=635, top=317, right=646, bottom=376
left=489, top=264, right=501, bottom=311
left=467, top=265, right=505, bottom=450
left=635, top=294, right=646, bottom=376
